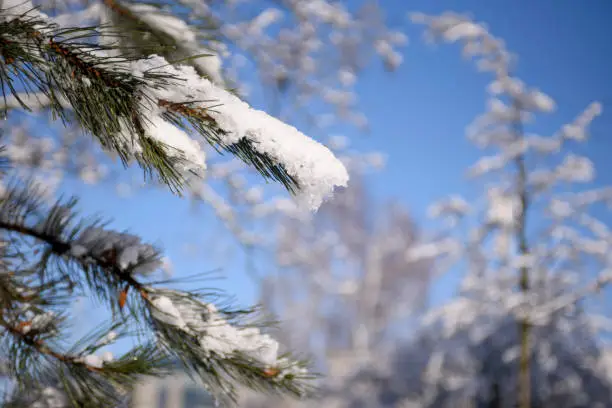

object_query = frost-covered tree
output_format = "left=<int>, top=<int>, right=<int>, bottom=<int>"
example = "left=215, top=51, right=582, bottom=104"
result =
left=341, top=305, right=612, bottom=408
left=241, top=167, right=434, bottom=407
left=403, top=12, right=611, bottom=408
left=0, top=1, right=356, bottom=406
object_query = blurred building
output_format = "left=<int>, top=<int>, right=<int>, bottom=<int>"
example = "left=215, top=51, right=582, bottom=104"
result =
left=130, top=369, right=214, bottom=408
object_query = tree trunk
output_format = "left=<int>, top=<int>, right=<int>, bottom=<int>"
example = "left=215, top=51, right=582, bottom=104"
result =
left=514, top=104, right=531, bottom=408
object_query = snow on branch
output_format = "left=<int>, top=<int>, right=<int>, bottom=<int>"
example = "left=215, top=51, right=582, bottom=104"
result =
left=131, top=55, right=349, bottom=211
left=0, top=6, right=348, bottom=211
left=0, top=180, right=313, bottom=405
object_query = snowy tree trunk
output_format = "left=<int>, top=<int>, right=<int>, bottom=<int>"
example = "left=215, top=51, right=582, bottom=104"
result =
left=516, top=158, right=531, bottom=408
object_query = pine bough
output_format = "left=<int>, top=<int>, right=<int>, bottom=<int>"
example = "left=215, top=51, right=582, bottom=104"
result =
left=0, top=1, right=349, bottom=406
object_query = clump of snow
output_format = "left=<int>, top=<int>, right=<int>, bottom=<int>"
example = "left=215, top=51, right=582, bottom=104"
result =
left=101, top=351, right=114, bottom=362
left=130, top=55, right=349, bottom=211
left=405, top=238, right=460, bottom=262
left=148, top=291, right=291, bottom=370
left=549, top=199, right=573, bottom=218
left=556, top=155, right=594, bottom=183
left=150, top=295, right=187, bottom=329
left=560, top=102, right=602, bottom=142
left=70, top=227, right=161, bottom=275
left=486, top=188, right=520, bottom=227
left=78, top=350, right=114, bottom=369
left=115, top=113, right=207, bottom=178
left=121, top=3, right=226, bottom=85
left=20, top=311, right=56, bottom=335
left=274, top=357, right=309, bottom=381
left=428, top=195, right=470, bottom=219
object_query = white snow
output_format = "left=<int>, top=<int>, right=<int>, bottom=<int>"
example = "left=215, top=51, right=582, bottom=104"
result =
left=100, top=330, right=118, bottom=345
left=428, top=196, right=470, bottom=218
left=20, top=311, right=55, bottom=334
left=83, top=354, right=104, bottom=368
left=486, top=188, right=520, bottom=227
left=140, top=115, right=207, bottom=175
left=549, top=199, right=573, bottom=218
left=405, top=238, right=460, bottom=262
left=150, top=295, right=187, bottom=329
left=148, top=291, right=285, bottom=368
left=121, top=3, right=225, bottom=85
left=101, top=351, right=114, bottom=362
left=130, top=54, right=348, bottom=211
left=556, top=154, right=594, bottom=183
left=70, top=227, right=162, bottom=275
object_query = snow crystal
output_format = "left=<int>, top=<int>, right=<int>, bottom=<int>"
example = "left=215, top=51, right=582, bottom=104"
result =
left=143, top=115, right=206, bottom=173
left=131, top=55, right=349, bottom=211
left=275, top=357, right=308, bottom=380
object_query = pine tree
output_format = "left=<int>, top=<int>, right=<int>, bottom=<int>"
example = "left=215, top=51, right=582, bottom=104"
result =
left=0, top=1, right=353, bottom=406
left=405, top=12, right=610, bottom=408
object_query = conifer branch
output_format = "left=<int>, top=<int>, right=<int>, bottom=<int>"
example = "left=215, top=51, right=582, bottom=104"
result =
left=0, top=178, right=314, bottom=406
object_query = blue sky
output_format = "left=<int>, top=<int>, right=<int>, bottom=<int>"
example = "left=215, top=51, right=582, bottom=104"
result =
left=61, top=1, right=612, bottom=343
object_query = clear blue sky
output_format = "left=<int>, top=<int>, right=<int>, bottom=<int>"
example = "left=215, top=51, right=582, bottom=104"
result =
left=60, top=1, right=612, bottom=341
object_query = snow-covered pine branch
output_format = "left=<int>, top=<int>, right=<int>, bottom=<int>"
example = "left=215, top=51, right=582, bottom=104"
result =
left=0, top=1, right=348, bottom=211
left=0, top=0, right=403, bottom=256
left=0, top=1, right=372, bottom=406
left=0, top=178, right=313, bottom=407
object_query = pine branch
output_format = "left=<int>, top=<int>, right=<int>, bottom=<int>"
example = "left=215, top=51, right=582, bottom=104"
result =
left=158, top=99, right=299, bottom=193
left=0, top=8, right=311, bottom=197
left=0, top=9, right=191, bottom=190
left=101, top=0, right=222, bottom=82
left=0, top=179, right=315, bottom=406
